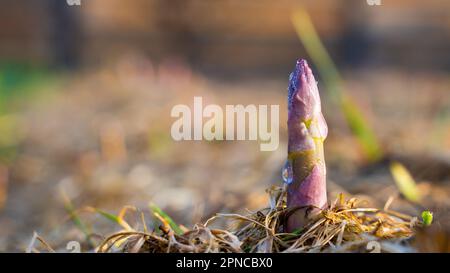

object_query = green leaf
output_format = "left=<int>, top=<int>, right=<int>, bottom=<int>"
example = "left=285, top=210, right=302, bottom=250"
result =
left=421, top=211, right=433, bottom=226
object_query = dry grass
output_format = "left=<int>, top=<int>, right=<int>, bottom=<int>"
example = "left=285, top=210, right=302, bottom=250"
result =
left=95, top=185, right=419, bottom=253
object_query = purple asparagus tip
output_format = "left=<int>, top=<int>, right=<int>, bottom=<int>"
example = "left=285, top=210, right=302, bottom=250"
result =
left=285, top=59, right=328, bottom=232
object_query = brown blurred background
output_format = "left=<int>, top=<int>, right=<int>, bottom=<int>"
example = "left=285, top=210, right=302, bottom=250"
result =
left=0, top=0, right=449, bottom=252
left=2, top=0, right=449, bottom=74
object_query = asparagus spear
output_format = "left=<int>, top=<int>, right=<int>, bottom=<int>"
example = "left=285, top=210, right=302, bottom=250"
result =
left=284, top=59, right=328, bottom=232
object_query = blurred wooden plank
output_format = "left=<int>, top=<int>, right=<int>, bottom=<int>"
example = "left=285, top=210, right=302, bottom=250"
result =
left=0, top=0, right=449, bottom=72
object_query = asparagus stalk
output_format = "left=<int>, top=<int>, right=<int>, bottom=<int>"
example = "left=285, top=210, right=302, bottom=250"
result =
left=284, top=59, right=328, bottom=232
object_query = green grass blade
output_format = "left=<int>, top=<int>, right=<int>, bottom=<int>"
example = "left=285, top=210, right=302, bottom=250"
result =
left=61, top=190, right=94, bottom=247
left=94, top=208, right=120, bottom=224
left=88, top=206, right=134, bottom=231
left=149, top=203, right=183, bottom=235
left=390, top=161, right=422, bottom=203
left=291, top=8, right=383, bottom=162
left=341, top=96, right=383, bottom=161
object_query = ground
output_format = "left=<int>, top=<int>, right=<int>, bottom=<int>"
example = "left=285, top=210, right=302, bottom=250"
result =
left=0, top=59, right=449, bottom=252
